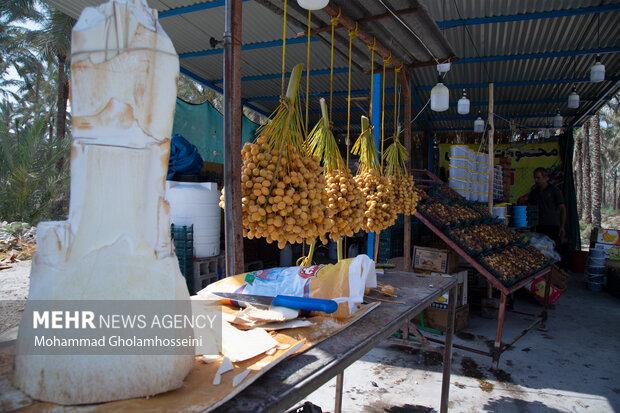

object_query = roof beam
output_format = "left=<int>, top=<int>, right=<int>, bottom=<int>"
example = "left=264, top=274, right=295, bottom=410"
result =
left=436, top=4, right=620, bottom=29
left=179, top=36, right=317, bottom=59
left=159, top=0, right=250, bottom=19
left=212, top=66, right=349, bottom=84
left=179, top=67, right=270, bottom=117
left=416, top=76, right=620, bottom=90
left=249, top=87, right=381, bottom=102
left=322, top=4, right=405, bottom=69
left=296, top=6, right=420, bottom=37
left=317, top=97, right=592, bottom=114
left=248, top=77, right=613, bottom=102
left=456, top=47, right=620, bottom=64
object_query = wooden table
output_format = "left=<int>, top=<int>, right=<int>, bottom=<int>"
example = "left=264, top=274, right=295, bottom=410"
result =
left=213, top=272, right=458, bottom=413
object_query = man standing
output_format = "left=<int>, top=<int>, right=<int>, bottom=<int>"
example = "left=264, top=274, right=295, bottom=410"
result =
left=519, top=167, right=567, bottom=247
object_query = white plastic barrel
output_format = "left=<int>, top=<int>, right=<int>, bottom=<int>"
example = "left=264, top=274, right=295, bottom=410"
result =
left=166, top=181, right=221, bottom=258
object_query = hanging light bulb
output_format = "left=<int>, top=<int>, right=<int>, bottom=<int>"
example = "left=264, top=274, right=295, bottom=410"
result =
left=430, top=76, right=449, bottom=112
left=553, top=110, right=563, bottom=128
left=437, top=61, right=451, bottom=74
left=567, top=86, right=580, bottom=109
left=474, top=115, right=485, bottom=133
left=457, top=89, right=470, bottom=114
left=590, top=55, right=605, bottom=82
left=296, top=0, right=329, bottom=10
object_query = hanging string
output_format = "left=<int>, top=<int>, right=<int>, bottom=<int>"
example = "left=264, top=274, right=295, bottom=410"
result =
left=368, top=39, right=376, bottom=116
left=329, top=8, right=341, bottom=120
left=380, top=53, right=392, bottom=170
left=280, top=0, right=288, bottom=98
left=305, top=9, right=311, bottom=134
left=346, top=23, right=358, bottom=166
left=393, top=65, right=402, bottom=137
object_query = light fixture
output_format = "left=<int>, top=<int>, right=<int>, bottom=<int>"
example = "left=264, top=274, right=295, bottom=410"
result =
left=553, top=110, right=563, bottom=128
left=590, top=14, right=605, bottom=83
left=437, top=61, right=451, bottom=74
left=296, top=0, right=329, bottom=10
left=590, top=56, right=605, bottom=82
left=474, top=115, right=485, bottom=133
left=568, top=87, right=580, bottom=109
left=430, top=76, right=449, bottom=112
left=457, top=89, right=470, bottom=114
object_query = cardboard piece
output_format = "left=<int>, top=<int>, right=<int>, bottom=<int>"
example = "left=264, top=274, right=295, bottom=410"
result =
left=413, top=246, right=459, bottom=273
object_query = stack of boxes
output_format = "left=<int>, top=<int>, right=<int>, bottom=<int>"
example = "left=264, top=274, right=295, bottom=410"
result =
left=448, top=145, right=495, bottom=203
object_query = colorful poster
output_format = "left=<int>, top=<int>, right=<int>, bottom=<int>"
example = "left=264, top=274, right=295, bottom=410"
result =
left=439, top=141, right=562, bottom=202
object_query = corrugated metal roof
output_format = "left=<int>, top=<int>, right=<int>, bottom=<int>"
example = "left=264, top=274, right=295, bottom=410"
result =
left=46, top=0, right=620, bottom=135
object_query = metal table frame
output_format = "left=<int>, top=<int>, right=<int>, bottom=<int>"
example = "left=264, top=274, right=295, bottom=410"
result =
left=214, top=272, right=458, bottom=413
left=412, top=169, right=552, bottom=369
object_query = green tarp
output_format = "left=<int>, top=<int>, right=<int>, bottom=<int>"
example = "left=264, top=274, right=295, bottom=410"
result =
left=172, top=98, right=260, bottom=163
left=559, top=130, right=581, bottom=250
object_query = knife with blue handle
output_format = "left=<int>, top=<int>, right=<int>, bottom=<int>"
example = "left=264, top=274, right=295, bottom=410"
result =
left=212, top=292, right=338, bottom=314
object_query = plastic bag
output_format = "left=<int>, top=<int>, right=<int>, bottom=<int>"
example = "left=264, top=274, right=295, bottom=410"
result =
left=199, top=255, right=376, bottom=318
left=167, top=133, right=204, bottom=179
left=528, top=233, right=561, bottom=262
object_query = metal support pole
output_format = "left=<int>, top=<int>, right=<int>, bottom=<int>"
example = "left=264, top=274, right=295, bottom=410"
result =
left=492, top=292, right=507, bottom=369
left=487, top=82, right=495, bottom=213
left=335, top=371, right=344, bottom=413
left=400, top=70, right=412, bottom=270
left=223, top=0, right=244, bottom=276
left=367, top=72, right=382, bottom=259
left=440, top=285, right=456, bottom=413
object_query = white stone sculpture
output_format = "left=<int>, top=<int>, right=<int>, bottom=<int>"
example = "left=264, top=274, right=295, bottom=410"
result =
left=14, top=0, right=193, bottom=404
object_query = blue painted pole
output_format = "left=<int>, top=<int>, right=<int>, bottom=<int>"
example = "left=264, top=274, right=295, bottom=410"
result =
left=367, top=72, right=382, bottom=259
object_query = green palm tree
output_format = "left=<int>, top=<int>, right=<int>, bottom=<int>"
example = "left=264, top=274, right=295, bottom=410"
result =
left=582, top=120, right=592, bottom=224
left=0, top=102, right=70, bottom=222
left=34, top=7, right=75, bottom=143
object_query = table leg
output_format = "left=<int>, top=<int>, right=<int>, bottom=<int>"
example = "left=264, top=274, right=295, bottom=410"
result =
left=440, top=285, right=456, bottom=413
left=335, top=371, right=344, bottom=413
left=492, top=292, right=508, bottom=370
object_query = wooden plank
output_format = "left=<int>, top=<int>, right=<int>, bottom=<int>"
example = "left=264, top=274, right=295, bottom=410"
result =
left=223, top=0, right=244, bottom=276
left=487, top=82, right=494, bottom=213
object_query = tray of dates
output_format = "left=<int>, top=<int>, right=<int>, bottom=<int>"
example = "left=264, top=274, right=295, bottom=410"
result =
left=480, top=245, right=552, bottom=286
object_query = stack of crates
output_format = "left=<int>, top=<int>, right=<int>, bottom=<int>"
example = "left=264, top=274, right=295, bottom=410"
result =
left=171, top=224, right=194, bottom=292
left=378, top=215, right=404, bottom=263
left=192, top=256, right=225, bottom=293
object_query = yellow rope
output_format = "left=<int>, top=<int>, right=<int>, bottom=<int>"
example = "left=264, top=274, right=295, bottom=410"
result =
left=393, top=65, right=402, bottom=136
left=329, top=9, right=340, bottom=121
left=305, top=9, right=311, bottom=134
left=346, top=23, right=358, bottom=166
left=280, top=0, right=288, bottom=98
left=368, top=39, right=375, bottom=116
left=380, top=53, right=392, bottom=170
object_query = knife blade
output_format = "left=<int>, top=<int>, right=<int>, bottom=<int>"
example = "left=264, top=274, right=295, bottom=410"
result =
left=212, top=292, right=338, bottom=314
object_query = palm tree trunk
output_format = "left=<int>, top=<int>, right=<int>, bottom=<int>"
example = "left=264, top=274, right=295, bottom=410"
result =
left=575, top=130, right=583, bottom=218
left=591, top=115, right=602, bottom=227
left=613, top=170, right=620, bottom=209
left=583, top=120, right=592, bottom=224
left=55, top=53, right=68, bottom=143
